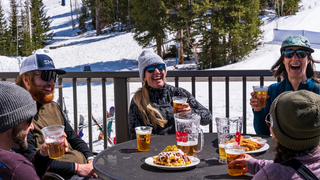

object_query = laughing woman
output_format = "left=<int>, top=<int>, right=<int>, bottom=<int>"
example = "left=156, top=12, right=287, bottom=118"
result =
left=250, top=35, right=320, bottom=135
left=128, top=50, right=212, bottom=140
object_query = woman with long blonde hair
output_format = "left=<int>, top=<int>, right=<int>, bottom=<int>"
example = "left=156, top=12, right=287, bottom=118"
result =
left=128, top=50, right=212, bottom=140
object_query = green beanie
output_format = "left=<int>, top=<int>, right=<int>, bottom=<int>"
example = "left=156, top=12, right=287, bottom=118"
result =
left=270, top=90, right=320, bottom=151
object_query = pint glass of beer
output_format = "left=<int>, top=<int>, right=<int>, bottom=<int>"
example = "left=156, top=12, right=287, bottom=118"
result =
left=41, top=125, right=65, bottom=159
left=225, top=146, right=246, bottom=176
left=172, top=96, right=188, bottom=114
left=135, top=126, right=152, bottom=151
left=252, top=86, right=269, bottom=108
left=216, top=117, right=243, bottom=164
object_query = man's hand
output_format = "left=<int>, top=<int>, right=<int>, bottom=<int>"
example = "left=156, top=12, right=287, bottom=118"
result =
left=40, top=133, right=68, bottom=156
left=76, top=163, right=98, bottom=178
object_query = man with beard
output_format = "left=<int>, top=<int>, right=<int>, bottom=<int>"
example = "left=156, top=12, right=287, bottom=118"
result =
left=15, top=54, right=99, bottom=179
left=0, top=81, right=53, bottom=179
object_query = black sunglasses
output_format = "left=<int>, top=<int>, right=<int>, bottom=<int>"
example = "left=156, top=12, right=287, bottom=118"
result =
left=283, top=49, right=309, bottom=59
left=145, top=64, right=165, bottom=73
left=33, top=70, right=58, bottom=82
left=27, top=116, right=33, bottom=126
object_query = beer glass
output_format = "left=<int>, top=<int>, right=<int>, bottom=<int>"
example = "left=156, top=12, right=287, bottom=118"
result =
left=174, top=112, right=203, bottom=156
left=135, top=126, right=152, bottom=151
left=225, top=146, right=246, bottom=176
left=216, top=117, right=243, bottom=164
left=252, top=86, right=269, bottom=108
left=41, top=125, right=65, bottom=159
left=172, top=96, right=188, bottom=114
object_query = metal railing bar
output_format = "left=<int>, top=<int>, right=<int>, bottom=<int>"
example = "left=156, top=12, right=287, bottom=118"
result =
left=242, top=76, right=247, bottom=134
left=260, top=76, right=264, bottom=86
left=208, top=77, right=213, bottom=133
left=175, top=77, right=178, bottom=87
left=102, top=78, right=107, bottom=149
left=73, top=78, right=78, bottom=132
left=87, top=78, right=93, bottom=151
left=226, top=76, right=230, bottom=118
left=58, top=78, right=63, bottom=113
left=192, top=77, right=195, bottom=97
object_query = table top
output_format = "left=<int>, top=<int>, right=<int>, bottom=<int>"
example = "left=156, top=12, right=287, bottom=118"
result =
left=94, top=133, right=275, bottom=180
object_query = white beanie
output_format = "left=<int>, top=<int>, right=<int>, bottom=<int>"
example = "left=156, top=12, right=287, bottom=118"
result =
left=138, top=50, right=167, bottom=81
left=0, top=81, right=37, bottom=133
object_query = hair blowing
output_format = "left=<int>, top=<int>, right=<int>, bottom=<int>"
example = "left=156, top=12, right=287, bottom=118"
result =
left=271, top=54, right=320, bottom=83
left=132, top=82, right=167, bottom=129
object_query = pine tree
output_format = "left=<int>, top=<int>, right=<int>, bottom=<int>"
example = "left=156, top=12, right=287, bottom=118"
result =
left=8, top=0, right=19, bottom=56
left=0, top=0, right=9, bottom=55
left=193, top=0, right=262, bottom=69
left=19, top=5, right=32, bottom=56
left=130, top=0, right=171, bottom=57
left=78, top=0, right=89, bottom=33
left=30, top=0, right=53, bottom=50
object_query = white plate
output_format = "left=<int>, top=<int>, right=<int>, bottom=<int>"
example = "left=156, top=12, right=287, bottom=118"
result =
left=245, top=143, right=270, bottom=154
left=145, top=156, right=200, bottom=170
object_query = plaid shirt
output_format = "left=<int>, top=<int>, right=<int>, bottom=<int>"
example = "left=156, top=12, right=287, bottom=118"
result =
left=248, top=150, right=320, bottom=180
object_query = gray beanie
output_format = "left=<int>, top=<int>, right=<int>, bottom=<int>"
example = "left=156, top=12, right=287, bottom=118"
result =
left=0, top=81, right=37, bottom=133
left=270, top=90, right=320, bottom=151
left=138, top=49, right=167, bottom=81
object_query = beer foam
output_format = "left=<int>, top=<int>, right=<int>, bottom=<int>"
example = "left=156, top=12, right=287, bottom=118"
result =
left=45, top=138, right=59, bottom=144
left=135, top=130, right=151, bottom=135
left=253, top=88, right=268, bottom=92
left=177, top=140, right=197, bottom=146
left=225, top=149, right=245, bottom=155
left=173, top=100, right=186, bottom=104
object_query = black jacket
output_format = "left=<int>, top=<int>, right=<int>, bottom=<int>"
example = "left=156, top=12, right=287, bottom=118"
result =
left=128, top=83, right=212, bottom=140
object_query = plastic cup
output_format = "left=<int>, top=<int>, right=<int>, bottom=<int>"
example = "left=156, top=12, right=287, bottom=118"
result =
left=252, top=86, right=269, bottom=108
left=225, top=146, right=246, bottom=176
left=135, top=126, right=152, bottom=151
left=172, top=96, right=188, bottom=114
left=41, top=125, right=65, bottom=159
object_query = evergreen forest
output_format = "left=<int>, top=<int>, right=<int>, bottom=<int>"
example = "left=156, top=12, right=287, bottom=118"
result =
left=0, top=0, right=301, bottom=69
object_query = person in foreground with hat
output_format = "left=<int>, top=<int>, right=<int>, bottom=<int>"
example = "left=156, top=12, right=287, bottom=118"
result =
left=0, top=81, right=57, bottom=179
left=233, top=90, right=320, bottom=179
left=250, top=34, right=320, bottom=135
left=128, top=49, right=212, bottom=140
left=14, top=53, right=99, bottom=179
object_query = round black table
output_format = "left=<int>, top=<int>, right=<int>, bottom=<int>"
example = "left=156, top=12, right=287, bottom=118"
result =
left=94, top=133, right=275, bottom=180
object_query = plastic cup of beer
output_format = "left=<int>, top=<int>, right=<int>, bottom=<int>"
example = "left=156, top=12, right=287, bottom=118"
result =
left=225, top=146, right=246, bottom=176
left=172, top=96, right=188, bottom=114
left=41, top=125, right=65, bottom=159
left=252, top=86, right=269, bottom=108
left=135, top=126, right=152, bottom=151
left=218, top=143, right=234, bottom=164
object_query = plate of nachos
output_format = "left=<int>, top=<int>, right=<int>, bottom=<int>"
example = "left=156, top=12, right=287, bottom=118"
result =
left=226, top=136, right=269, bottom=154
left=145, top=145, right=200, bottom=170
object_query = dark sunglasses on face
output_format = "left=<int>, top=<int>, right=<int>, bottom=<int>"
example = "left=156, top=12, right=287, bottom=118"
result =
left=33, top=70, right=58, bottom=82
left=283, top=49, right=309, bottom=59
left=145, top=64, right=165, bottom=73
left=27, top=116, right=33, bottom=126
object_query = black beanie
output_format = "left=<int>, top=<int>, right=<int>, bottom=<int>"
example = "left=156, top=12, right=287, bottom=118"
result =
left=0, top=81, right=37, bottom=133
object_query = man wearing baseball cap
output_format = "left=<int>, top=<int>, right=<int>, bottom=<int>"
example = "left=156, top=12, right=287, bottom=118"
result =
left=15, top=53, right=99, bottom=179
left=0, top=81, right=53, bottom=179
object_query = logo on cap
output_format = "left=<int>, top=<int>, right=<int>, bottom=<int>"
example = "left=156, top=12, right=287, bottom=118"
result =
left=44, top=60, right=54, bottom=65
